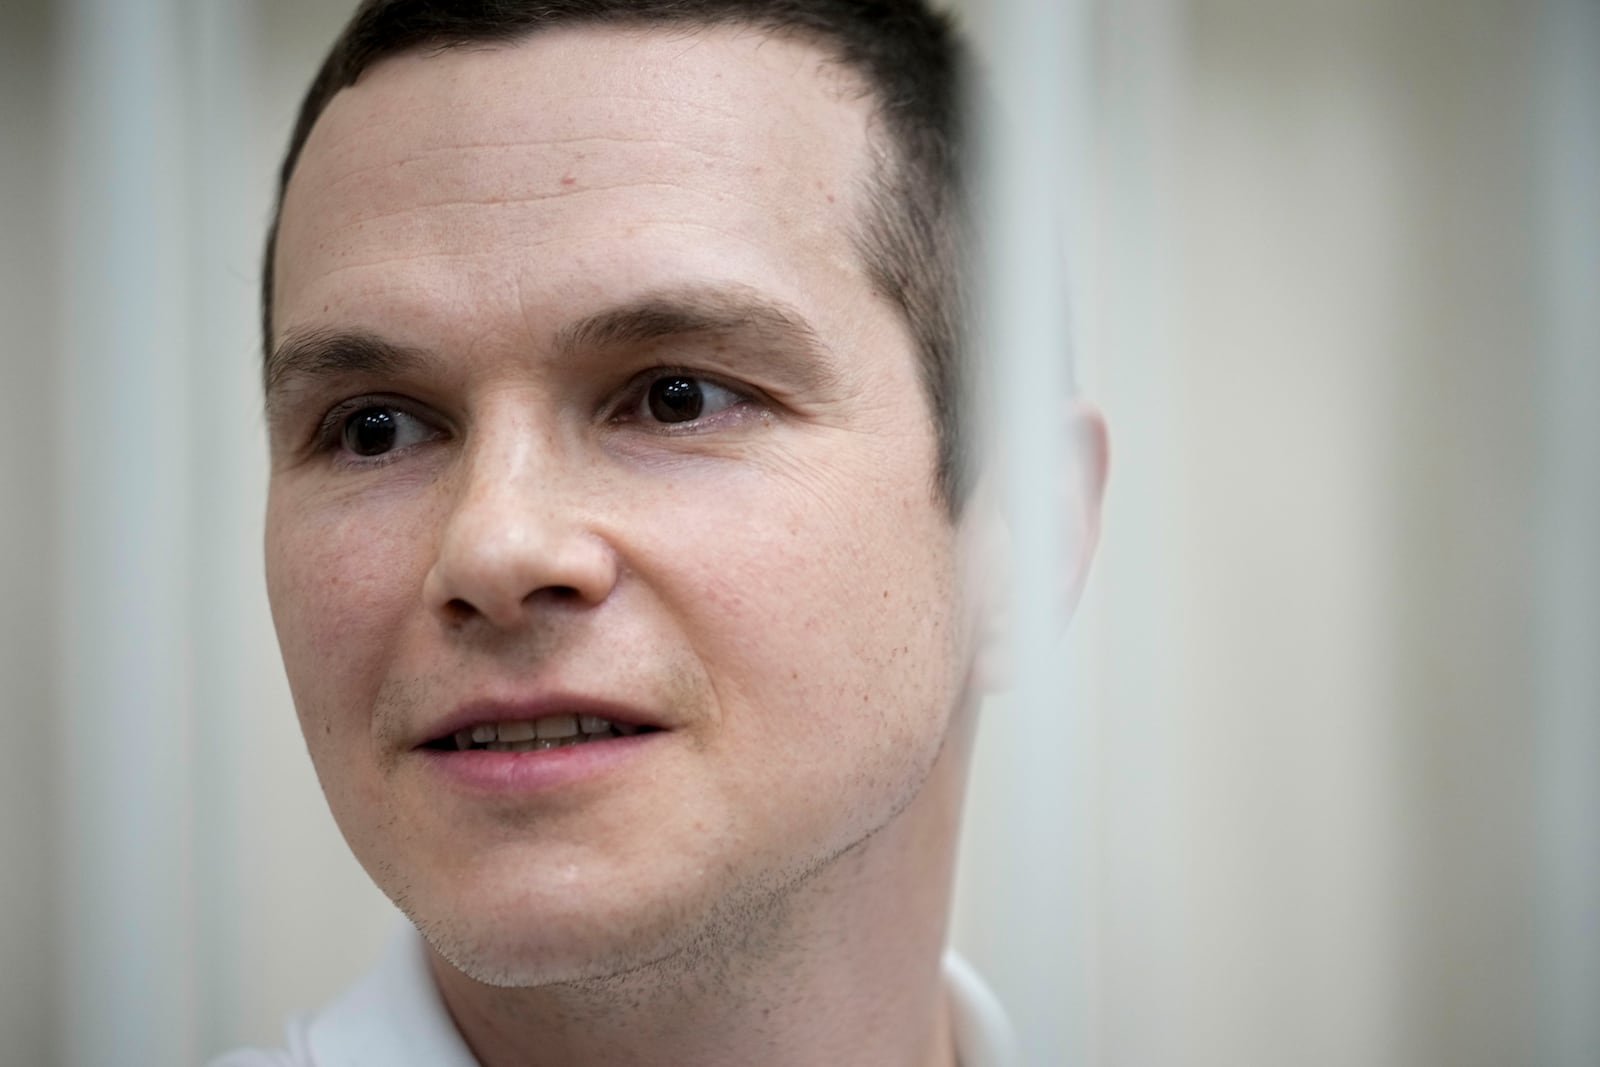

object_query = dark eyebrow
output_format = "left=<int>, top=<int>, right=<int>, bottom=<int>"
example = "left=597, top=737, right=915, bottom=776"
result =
left=265, top=288, right=842, bottom=413
left=557, top=287, right=841, bottom=385
left=264, top=328, right=434, bottom=409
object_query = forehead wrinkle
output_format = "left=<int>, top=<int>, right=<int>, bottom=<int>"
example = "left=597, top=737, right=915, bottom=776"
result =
left=310, top=42, right=817, bottom=185
left=316, top=136, right=738, bottom=198
left=298, top=28, right=869, bottom=193
left=314, top=178, right=770, bottom=237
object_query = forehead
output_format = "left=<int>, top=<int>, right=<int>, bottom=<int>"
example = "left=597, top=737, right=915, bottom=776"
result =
left=272, top=25, right=885, bottom=354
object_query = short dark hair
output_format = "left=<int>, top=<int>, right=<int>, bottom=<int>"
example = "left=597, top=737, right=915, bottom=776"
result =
left=264, top=0, right=974, bottom=504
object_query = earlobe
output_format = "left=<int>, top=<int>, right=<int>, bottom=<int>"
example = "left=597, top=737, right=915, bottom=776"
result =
left=1061, top=402, right=1109, bottom=622
left=966, top=402, right=1108, bottom=697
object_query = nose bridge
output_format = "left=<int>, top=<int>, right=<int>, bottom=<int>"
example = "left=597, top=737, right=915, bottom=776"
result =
left=425, top=398, right=616, bottom=628
left=461, top=400, right=559, bottom=518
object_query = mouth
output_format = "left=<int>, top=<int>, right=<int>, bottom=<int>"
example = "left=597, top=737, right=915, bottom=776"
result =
left=420, top=713, right=663, bottom=753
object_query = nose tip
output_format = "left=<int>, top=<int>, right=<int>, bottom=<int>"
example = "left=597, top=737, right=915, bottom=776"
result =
left=423, top=491, right=620, bottom=632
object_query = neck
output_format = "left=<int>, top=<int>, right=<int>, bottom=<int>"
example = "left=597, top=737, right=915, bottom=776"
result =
left=430, top=712, right=975, bottom=1067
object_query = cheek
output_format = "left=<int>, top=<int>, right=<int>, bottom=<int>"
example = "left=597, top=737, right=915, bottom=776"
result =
left=265, top=490, right=432, bottom=730
left=641, top=454, right=965, bottom=745
left=651, top=480, right=966, bottom=859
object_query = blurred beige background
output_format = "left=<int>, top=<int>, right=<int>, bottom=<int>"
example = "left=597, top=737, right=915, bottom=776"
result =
left=2, top=0, right=1595, bottom=1064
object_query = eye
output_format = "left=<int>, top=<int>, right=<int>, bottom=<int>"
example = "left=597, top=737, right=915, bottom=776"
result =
left=637, top=374, right=743, bottom=426
left=338, top=405, right=439, bottom=458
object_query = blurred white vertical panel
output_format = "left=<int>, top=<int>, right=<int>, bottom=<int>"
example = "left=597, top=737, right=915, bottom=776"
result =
left=1077, top=2, right=1189, bottom=1064
left=955, top=0, right=1095, bottom=1064
left=1534, top=1, right=1600, bottom=1064
left=1173, top=4, right=1430, bottom=1059
left=185, top=0, right=255, bottom=1056
left=54, top=0, right=197, bottom=1063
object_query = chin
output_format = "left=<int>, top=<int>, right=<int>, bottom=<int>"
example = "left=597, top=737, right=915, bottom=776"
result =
left=383, top=832, right=851, bottom=993
left=383, top=856, right=724, bottom=990
left=417, top=918, right=672, bottom=989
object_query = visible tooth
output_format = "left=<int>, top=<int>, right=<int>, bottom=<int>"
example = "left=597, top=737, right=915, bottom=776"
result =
left=455, top=731, right=474, bottom=751
left=536, top=714, right=579, bottom=739
left=614, top=722, right=641, bottom=736
left=579, top=714, right=611, bottom=735
left=471, top=724, right=497, bottom=744
left=533, top=737, right=557, bottom=750
left=486, top=741, right=513, bottom=752
left=507, top=739, right=537, bottom=753
left=496, top=720, right=536, bottom=742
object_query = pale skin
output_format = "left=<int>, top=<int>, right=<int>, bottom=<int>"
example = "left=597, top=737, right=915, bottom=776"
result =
left=264, top=23, right=1103, bottom=1067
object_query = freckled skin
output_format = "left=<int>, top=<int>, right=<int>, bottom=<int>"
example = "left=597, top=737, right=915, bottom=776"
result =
left=265, top=26, right=989, bottom=1067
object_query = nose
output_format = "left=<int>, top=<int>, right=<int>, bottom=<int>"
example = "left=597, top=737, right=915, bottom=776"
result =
left=422, top=423, right=619, bottom=631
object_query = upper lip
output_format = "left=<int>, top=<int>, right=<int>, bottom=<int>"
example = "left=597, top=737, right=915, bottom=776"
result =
left=414, top=693, right=666, bottom=748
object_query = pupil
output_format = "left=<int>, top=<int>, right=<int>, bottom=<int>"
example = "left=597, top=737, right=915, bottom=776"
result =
left=648, top=377, right=704, bottom=423
left=346, top=409, right=397, bottom=456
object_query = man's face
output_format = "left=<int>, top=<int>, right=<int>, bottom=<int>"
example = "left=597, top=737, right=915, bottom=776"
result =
left=265, top=26, right=979, bottom=984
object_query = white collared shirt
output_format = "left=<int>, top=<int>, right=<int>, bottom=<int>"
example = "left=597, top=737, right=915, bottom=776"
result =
left=211, top=929, right=1018, bottom=1067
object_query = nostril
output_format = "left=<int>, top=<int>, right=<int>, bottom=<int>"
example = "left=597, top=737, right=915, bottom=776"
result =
left=522, top=585, right=584, bottom=606
left=426, top=525, right=619, bottom=624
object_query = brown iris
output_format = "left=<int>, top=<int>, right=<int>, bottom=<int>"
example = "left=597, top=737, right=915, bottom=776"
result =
left=344, top=408, right=398, bottom=456
left=647, top=377, right=705, bottom=423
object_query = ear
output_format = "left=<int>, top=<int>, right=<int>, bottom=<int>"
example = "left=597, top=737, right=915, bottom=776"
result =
left=967, top=401, right=1108, bottom=695
left=1060, top=402, right=1109, bottom=619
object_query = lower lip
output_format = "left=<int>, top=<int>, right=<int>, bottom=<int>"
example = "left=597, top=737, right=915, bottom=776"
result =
left=415, top=733, right=660, bottom=795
